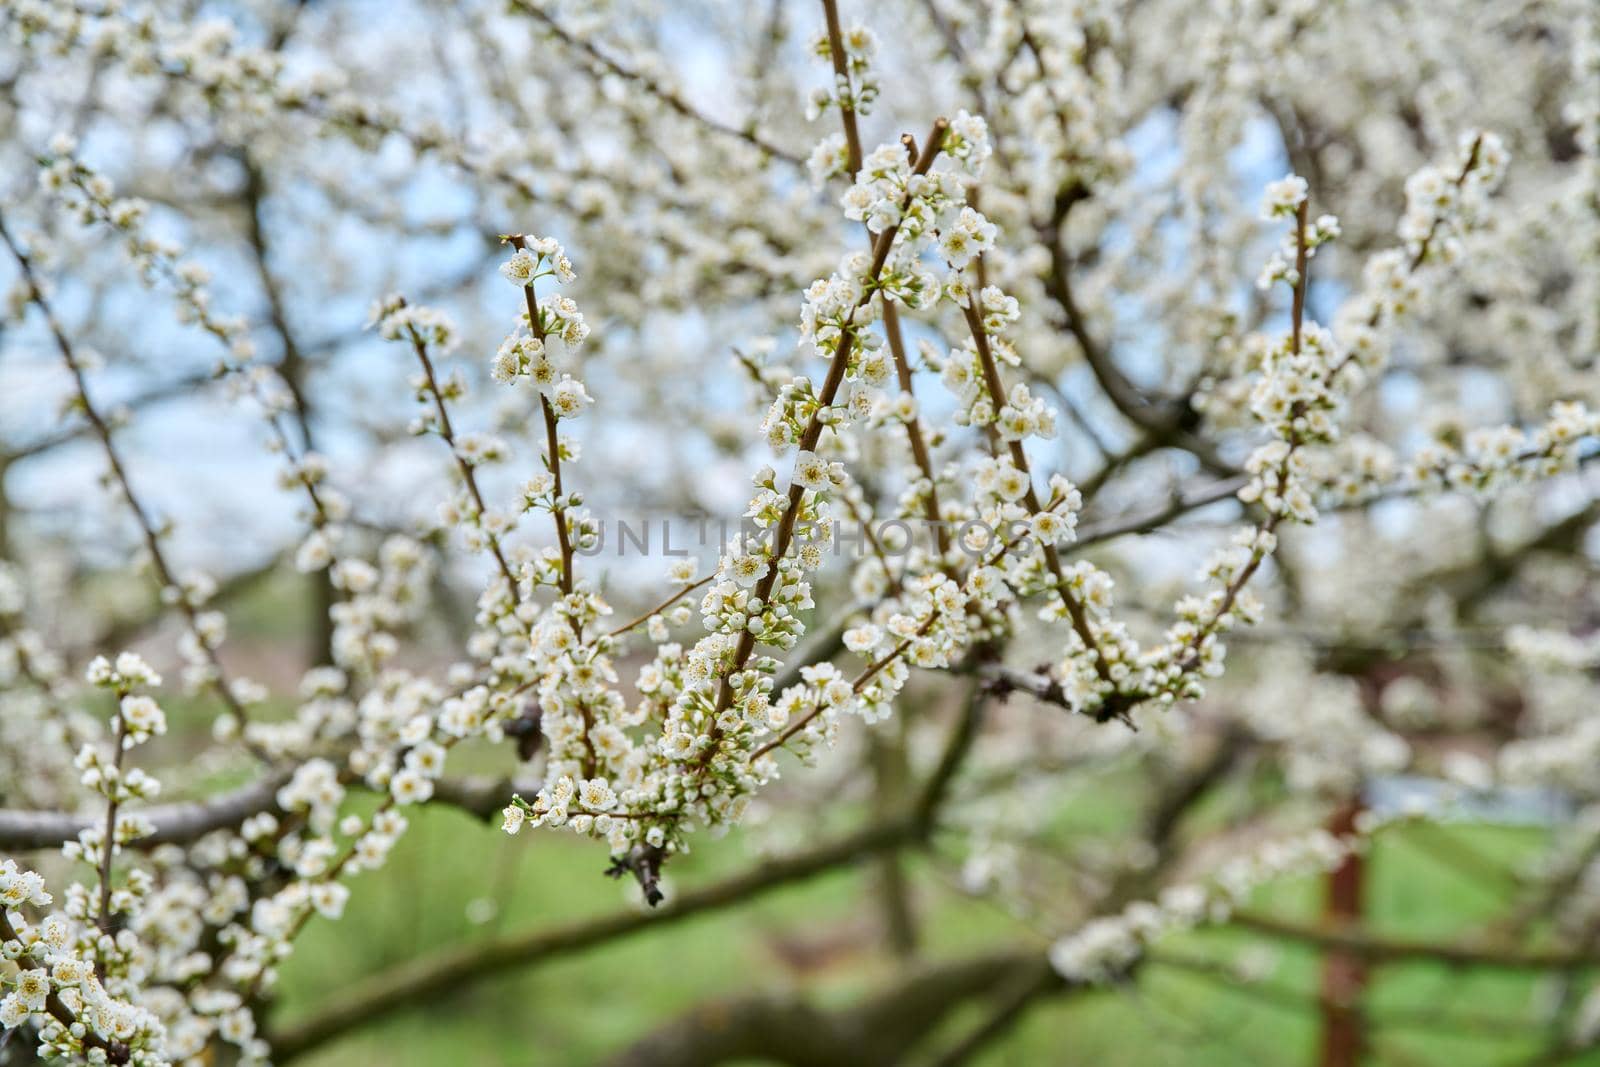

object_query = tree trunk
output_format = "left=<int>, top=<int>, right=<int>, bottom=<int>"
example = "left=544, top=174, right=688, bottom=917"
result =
left=1319, top=798, right=1368, bottom=1067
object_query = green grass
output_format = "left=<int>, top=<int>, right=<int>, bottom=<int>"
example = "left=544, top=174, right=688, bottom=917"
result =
left=276, top=810, right=881, bottom=1065
left=264, top=806, right=1596, bottom=1067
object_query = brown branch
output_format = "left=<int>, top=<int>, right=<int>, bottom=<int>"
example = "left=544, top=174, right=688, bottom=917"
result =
left=240, top=156, right=335, bottom=665
left=405, top=320, right=523, bottom=601
left=503, top=236, right=577, bottom=600
left=1232, top=912, right=1600, bottom=971
left=0, top=765, right=541, bottom=853
left=603, top=949, right=1062, bottom=1067
left=508, top=0, right=801, bottom=164
left=1073, top=475, right=1249, bottom=548
left=6, top=371, right=220, bottom=461
left=836, top=489, right=904, bottom=598
left=772, top=612, right=851, bottom=693
left=953, top=262, right=1130, bottom=704
left=423, top=774, right=542, bottom=822
left=266, top=816, right=917, bottom=1061
left=695, top=119, right=949, bottom=764
left=973, top=661, right=1109, bottom=722
left=1328, top=134, right=1486, bottom=382
left=1319, top=799, right=1368, bottom=1067
left=919, top=961, right=1061, bottom=1067
left=820, top=0, right=864, bottom=173
left=0, top=208, right=265, bottom=753
left=82, top=550, right=285, bottom=661
left=603, top=574, right=715, bottom=639
left=0, top=769, right=293, bottom=850
left=747, top=612, right=939, bottom=763
left=601, top=990, right=859, bottom=1067
left=0, top=913, right=129, bottom=1064
left=866, top=725, right=918, bottom=957
left=1035, top=195, right=1231, bottom=474
left=94, top=710, right=129, bottom=979
left=267, top=670, right=992, bottom=1061
left=910, top=680, right=988, bottom=834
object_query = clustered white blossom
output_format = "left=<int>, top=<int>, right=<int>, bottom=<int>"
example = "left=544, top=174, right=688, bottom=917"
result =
left=0, top=654, right=174, bottom=1064
left=1048, top=819, right=1406, bottom=983
left=805, top=23, right=880, bottom=127
left=3, top=1, right=1599, bottom=1062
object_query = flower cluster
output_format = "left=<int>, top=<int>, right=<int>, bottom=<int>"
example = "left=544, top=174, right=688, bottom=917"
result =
left=371, top=295, right=458, bottom=352
left=1332, top=132, right=1509, bottom=379
left=806, top=23, right=880, bottom=123
left=0, top=654, right=176, bottom=1063
left=1405, top=400, right=1600, bottom=495
left=4, top=3, right=1599, bottom=1062
left=1049, top=824, right=1384, bottom=983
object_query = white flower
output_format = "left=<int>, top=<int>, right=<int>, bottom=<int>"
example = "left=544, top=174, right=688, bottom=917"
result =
left=792, top=450, right=830, bottom=491
left=491, top=346, right=519, bottom=383
left=218, top=1009, right=255, bottom=1044
left=578, top=778, right=617, bottom=811
left=0, top=995, right=28, bottom=1028
left=1261, top=174, right=1308, bottom=219
left=1030, top=511, right=1071, bottom=546
left=295, top=531, right=332, bottom=572
left=13, top=969, right=48, bottom=1012
left=945, top=109, right=992, bottom=174
left=390, top=770, right=434, bottom=805
left=120, top=694, right=167, bottom=741
left=310, top=881, right=350, bottom=919
left=500, top=249, right=537, bottom=286
left=940, top=227, right=976, bottom=268
left=844, top=624, right=882, bottom=653
left=807, top=133, right=850, bottom=187
left=551, top=376, right=593, bottom=418
left=404, top=740, right=447, bottom=779
left=502, top=805, right=526, bottom=835
left=994, top=465, right=1030, bottom=502
left=728, top=553, right=768, bottom=588
left=661, top=731, right=695, bottom=760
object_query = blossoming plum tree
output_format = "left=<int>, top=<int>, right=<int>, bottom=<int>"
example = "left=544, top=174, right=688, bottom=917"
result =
left=1, top=0, right=1599, bottom=1064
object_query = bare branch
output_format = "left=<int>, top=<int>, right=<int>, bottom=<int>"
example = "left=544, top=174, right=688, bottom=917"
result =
left=1232, top=912, right=1600, bottom=971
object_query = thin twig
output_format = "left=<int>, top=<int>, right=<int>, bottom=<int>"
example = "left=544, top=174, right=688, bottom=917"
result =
left=0, top=208, right=266, bottom=757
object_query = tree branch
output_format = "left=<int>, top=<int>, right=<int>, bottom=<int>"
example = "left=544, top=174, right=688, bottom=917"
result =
left=603, top=949, right=1061, bottom=1067
left=1232, top=912, right=1600, bottom=971
left=266, top=817, right=917, bottom=1061
left=268, top=673, right=994, bottom=1060
left=0, top=770, right=293, bottom=851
